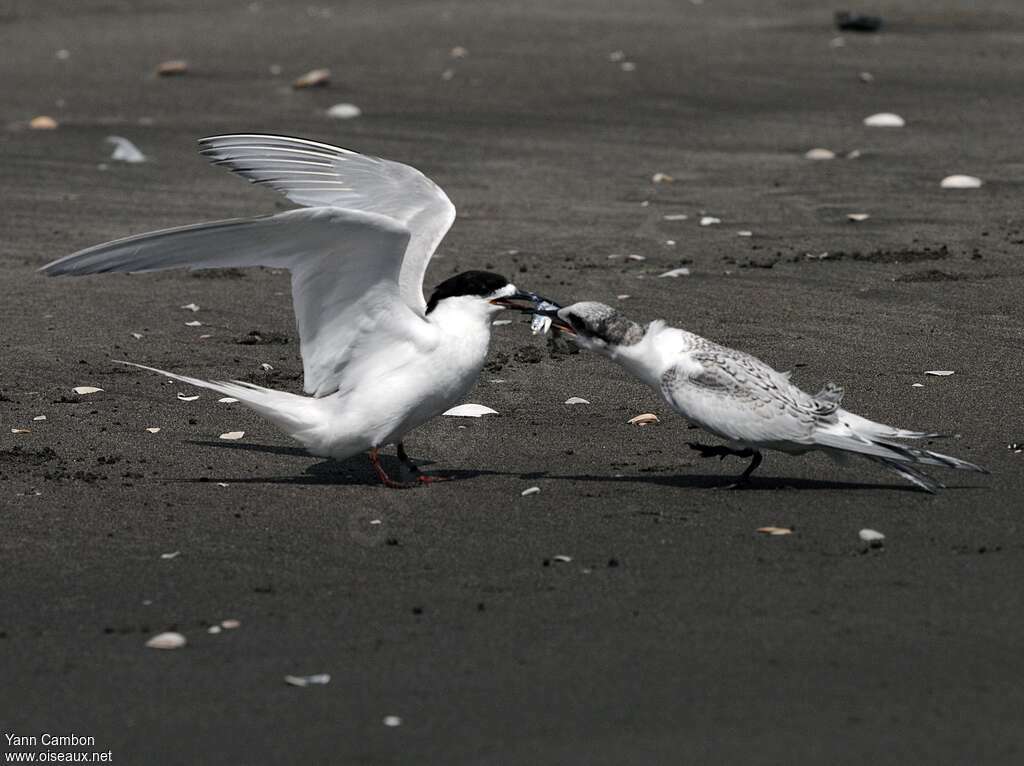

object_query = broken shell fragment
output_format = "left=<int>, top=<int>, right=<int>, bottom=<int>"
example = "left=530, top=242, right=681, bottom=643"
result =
left=145, top=631, right=186, bottom=649
left=924, top=370, right=954, bottom=376
left=326, top=103, right=361, bottom=119
left=30, top=115, right=59, bottom=130
left=859, top=528, right=885, bottom=545
left=553, top=555, right=573, bottom=563
left=157, top=60, right=188, bottom=76
left=756, top=527, right=793, bottom=536
left=180, top=303, right=200, bottom=312
left=651, top=172, right=674, bottom=183
left=221, top=619, right=241, bottom=629
left=184, top=320, right=202, bottom=327
left=659, top=267, right=691, bottom=278
left=146, top=427, right=161, bottom=433
left=293, top=68, right=330, bottom=88
left=177, top=393, right=199, bottom=401
left=285, top=674, right=331, bottom=687
left=72, top=386, right=103, bottom=395
left=804, top=148, right=836, bottom=160
left=442, top=404, right=498, bottom=417
left=521, top=486, right=541, bottom=497
left=383, top=715, right=402, bottom=727
left=218, top=397, right=238, bottom=403
left=847, top=213, right=870, bottom=222
left=219, top=431, right=245, bottom=440
left=699, top=216, right=721, bottom=226
left=107, top=136, right=147, bottom=163
left=628, top=413, right=660, bottom=426
left=940, top=175, right=983, bottom=189
left=662, top=213, right=688, bottom=221
left=863, top=112, right=905, bottom=127
left=564, top=397, right=590, bottom=405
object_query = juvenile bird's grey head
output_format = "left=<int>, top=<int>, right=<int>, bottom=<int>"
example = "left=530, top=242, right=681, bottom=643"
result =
left=554, top=301, right=645, bottom=350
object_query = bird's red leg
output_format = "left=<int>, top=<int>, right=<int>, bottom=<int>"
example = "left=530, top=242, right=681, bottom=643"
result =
left=368, top=448, right=416, bottom=489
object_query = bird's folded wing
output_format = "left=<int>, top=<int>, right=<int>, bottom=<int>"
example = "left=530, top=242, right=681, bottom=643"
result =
left=41, top=207, right=439, bottom=398
left=198, top=134, right=456, bottom=316
left=660, top=351, right=823, bottom=444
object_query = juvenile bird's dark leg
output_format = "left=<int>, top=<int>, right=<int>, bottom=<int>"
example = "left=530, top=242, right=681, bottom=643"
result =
left=368, top=447, right=416, bottom=489
left=688, top=443, right=764, bottom=487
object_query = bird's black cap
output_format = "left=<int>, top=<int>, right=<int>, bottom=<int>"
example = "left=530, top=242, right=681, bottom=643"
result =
left=426, top=270, right=510, bottom=314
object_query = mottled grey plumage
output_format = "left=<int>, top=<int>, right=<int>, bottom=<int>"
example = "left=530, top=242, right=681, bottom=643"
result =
left=555, top=301, right=986, bottom=492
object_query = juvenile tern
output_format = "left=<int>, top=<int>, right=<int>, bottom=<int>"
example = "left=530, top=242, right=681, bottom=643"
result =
left=545, top=301, right=986, bottom=492
left=42, top=134, right=537, bottom=487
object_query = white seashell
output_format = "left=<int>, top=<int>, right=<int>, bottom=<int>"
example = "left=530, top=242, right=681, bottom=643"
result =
left=285, top=673, right=331, bottom=687
left=564, top=397, right=590, bottom=405
left=184, top=320, right=202, bottom=327
left=33, top=415, right=46, bottom=421
left=130, top=332, right=143, bottom=339
left=160, top=551, right=180, bottom=559
left=440, top=68, right=455, bottom=81
left=863, top=112, right=905, bottom=127
left=72, top=386, right=103, bottom=395
left=804, top=148, right=836, bottom=160
left=924, top=370, right=954, bottom=376
left=442, top=404, right=498, bottom=417
left=620, top=61, right=636, bottom=72
left=221, top=619, right=241, bottom=629
left=846, top=149, right=863, bottom=160
left=553, top=555, right=572, bottom=563
left=521, top=486, right=541, bottom=497
left=450, top=46, right=469, bottom=58
left=608, top=50, right=626, bottom=62
left=383, top=715, right=402, bottom=727
left=293, top=68, right=330, bottom=88
left=757, top=527, right=793, bottom=536
left=651, top=172, right=674, bottom=183
left=700, top=216, right=721, bottom=226
left=177, top=393, right=199, bottom=401
left=260, top=363, right=274, bottom=371
left=179, top=303, right=200, bottom=312
left=208, top=625, right=222, bottom=634
left=940, top=175, right=982, bottom=189
left=219, top=431, right=245, bottom=440
left=491, top=319, right=513, bottom=326
left=145, top=631, right=186, bottom=650
left=665, top=239, right=676, bottom=246
left=662, top=213, right=688, bottom=221
left=859, top=71, right=875, bottom=83
left=659, top=267, right=691, bottom=278
left=859, top=528, right=885, bottom=543
left=326, top=103, right=362, bottom=120
left=616, top=294, right=630, bottom=300
left=146, top=427, right=161, bottom=433
left=628, top=413, right=660, bottom=426
left=912, top=383, right=924, bottom=388
left=156, top=60, right=188, bottom=76
left=218, top=397, right=238, bottom=403
left=627, top=254, right=646, bottom=261
left=30, top=115, right=59, bottom=130
left=737, top=230, right=753, bottom=237
left=107, top=136, right=147, bottom=163
left=847, top=213, right=870, bottom=222
left=216, top=482, right=229, bottom=488
left=11, top=428, right=31, bottom=434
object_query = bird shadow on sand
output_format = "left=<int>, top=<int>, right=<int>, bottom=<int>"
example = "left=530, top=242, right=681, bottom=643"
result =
left=541, top=471, right=975, bottom=493
left=182, top=439, right=501, bottom=486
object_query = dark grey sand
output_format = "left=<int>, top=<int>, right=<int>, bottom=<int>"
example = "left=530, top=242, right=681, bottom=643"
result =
left=2, top=1, right=1024, bottom=763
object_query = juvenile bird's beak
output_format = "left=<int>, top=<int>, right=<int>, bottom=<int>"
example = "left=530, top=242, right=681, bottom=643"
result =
left=549, top=314, right=576, bottom=336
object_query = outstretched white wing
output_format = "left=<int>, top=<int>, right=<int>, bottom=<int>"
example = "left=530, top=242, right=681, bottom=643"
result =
left=198, top=134, right=456, bottom=315
left=41, top=207, right=439, bottom=398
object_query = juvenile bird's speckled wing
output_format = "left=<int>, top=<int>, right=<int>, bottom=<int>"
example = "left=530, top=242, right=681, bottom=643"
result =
left=659, top=347, right=838, bottom=445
